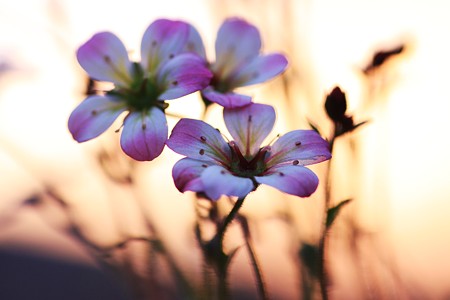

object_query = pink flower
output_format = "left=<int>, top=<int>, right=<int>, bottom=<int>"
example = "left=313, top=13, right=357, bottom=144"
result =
left=68, top=19, right=212, bottom=161
left=166, top=103, right=331, bottom=200
left=187, top=18, right=288, bottom=108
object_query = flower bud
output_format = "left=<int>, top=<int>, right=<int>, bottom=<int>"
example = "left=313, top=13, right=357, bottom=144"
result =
left=325, top=86, right=347, bottom=122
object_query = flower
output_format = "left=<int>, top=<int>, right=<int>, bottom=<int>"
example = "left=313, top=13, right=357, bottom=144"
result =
left=68, top=19, right=213, bottom=161
left=187, top=18, right=288, bottom=108
left=166, top=103, right=331, bottom=200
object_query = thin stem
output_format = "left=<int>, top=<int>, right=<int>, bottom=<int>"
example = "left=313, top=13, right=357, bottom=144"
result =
left=240, top=217, right=269, bottom=300
left=318, top=135, right=336, bottom=300
left=217, top=196, right=246, bottom=251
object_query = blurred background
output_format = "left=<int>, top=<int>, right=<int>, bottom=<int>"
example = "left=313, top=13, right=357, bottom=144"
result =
left=0, top=0, right=449, bottom=299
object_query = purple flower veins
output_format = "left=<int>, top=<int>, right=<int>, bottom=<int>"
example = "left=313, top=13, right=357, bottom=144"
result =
left=68, top=19, right=213, bottom=161
left=187, top=18, right=288, bottom=108
left=166, top=103, right=331, bottom=201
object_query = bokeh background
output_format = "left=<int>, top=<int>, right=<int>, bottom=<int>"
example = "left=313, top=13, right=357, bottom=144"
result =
left=1, top=0, right=449, bottom=299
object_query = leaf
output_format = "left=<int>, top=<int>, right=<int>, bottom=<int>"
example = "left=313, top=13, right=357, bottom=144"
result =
left=307, top=119, right=321, bottom=135
left=326, top=199, right=352, bottom=229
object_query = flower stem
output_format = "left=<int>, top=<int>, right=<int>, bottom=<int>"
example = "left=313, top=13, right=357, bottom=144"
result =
left=319, top=136, right=335, bottom=300
left=217, top=196, right=246, bottom=251
left=240, top=217, right=268, bottom=300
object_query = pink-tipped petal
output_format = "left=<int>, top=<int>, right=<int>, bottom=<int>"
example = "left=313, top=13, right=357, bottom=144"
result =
left=266, top=130, right=331, bottom=167
left=255, top=165, right=319, bottom=197
left=201, top=87, right=252, bottom=108
left=77, top=32, right=132, bottom=86
left=200, top=166, right=254, bottom=201
left=120, top=108, right=168, bottom=161
left=230, top=53, right=288, bottom=87
left=172, top=158, right=212, bottom=193
left=157, top=53, right=212, bottom=100
left=213, top=18, right=261, bottom=80
left=166, top=118, right=232, bottom=164
left=223, top=103, right=275, bottom=157
left=68, top=95, right=126, bottom=142
left=141, top=19, right=190, bottom=73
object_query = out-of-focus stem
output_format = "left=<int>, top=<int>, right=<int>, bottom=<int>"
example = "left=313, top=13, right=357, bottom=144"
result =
left=319, top=135, right=336, bottom=300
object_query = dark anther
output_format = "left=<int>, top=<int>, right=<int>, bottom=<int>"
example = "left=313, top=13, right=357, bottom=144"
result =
left=200, top=136, right=207, bottom=142
left=279, top=172, right=285, bottom=176
left=295, top=141, right=302, bottom=146
left=220, top=170, right=226, bottom=175
left=172, top=80, right=178, bottom=86
left=151, top=40, right=157, bottom=46
left=199, top=149, right=205, bottom=155
left=169, top=53, right=174, bottom=59
left=91, top=110, right=98, bottom=116
left=142, top=123, right=147, bottom=130
left=201, top=164, right=208, bottom=168
left=293, top=160, right=299, bottom=165
left=248, top=115, right=252, bottom=122
left=103, top=55, right=112, bottom=63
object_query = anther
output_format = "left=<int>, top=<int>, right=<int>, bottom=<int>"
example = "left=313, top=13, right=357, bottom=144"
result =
left=151, top=40, right=157, bottom=47
left=220, top=170, right=226, bottom=175
left=103, top=55, right=112, bottom=63
left=91, top=110, right=98, bottom=116
left=199, top=149, right=205, bottom=155
left=169, top=53, right=175, bottom=59
left=201, top=164, right=208, bottom=168
left=200, top=136, right=207, bottom=142
left=295, top=141, right=302, bottom=146
left=248, top=115, right=252, bottom=122
left=279, top=172, right=285, bottom=176
left=172, top=80, right=178, bottom=86
left=293, top=160, right=299, bottom=165
left=142, top=123, right=147, bottom=130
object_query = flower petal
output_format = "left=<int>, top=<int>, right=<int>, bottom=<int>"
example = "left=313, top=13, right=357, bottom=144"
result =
left=120, top=108, right=168, bottom=161
left=166, top=118, right=232, bottom=164
left=172, top=158, right=212, bottom=193
left=255, top=165, right=319, bottom=197
left=213, top=18, right=261, bottom=80
left=141, top=19, right=190, bottom=73
left=230, top=53, right=288, bottom=88
left=157, top=53, right=212, bottom=100
left=185, top=24, right=207, bottom=59
left=266, top=130, right=331, bottom=167
left=201, top=166, right=254, bottom=201
left=201, top=87, right=252, bottom=108
left=223, top=103, right=275, bottom=157
left=76, top=32, right=133, bottom=86
left=68, top=95, right=127, bottom=142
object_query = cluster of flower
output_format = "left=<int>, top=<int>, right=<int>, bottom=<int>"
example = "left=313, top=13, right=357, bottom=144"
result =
left=68, top=18, right=331, bottom=200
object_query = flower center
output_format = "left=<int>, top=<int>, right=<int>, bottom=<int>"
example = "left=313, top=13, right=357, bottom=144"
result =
left=228, top=141, right=268, bottom=178
left=108, top=62, right=167, bottom=112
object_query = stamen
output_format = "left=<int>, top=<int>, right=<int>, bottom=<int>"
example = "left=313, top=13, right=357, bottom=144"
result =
left=200, top=136, right=207, bottom=142
left=201, top=164, right=208, bottom=168
left=267, top=134, right=281, bottom=146
left=220, top=170, right=226, bottom=175
left=279, top=172, right=285, bottom=176
left=172, top=80, right=178, bottom=86
left=103, top=55, right=112, bottom=63
left=142, top=123, right=147, bottom=130
left=151, top=40, right=157, bottom=47
left=169, top=53, right=175, bottom=59
left=199, top=149, right=205, bottom=155
left=91, top=110, right=98, bottom=116
left=295, top=141, right=302, bottom=146
left=293, top=160, right=299, bottom=165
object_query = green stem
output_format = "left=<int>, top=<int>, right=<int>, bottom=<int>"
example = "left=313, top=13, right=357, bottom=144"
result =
left=217, top=196, right=246, bottom=251
left=319, top=135, right=336, bottom=300
left=240, top=217, right=268, bottom=300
